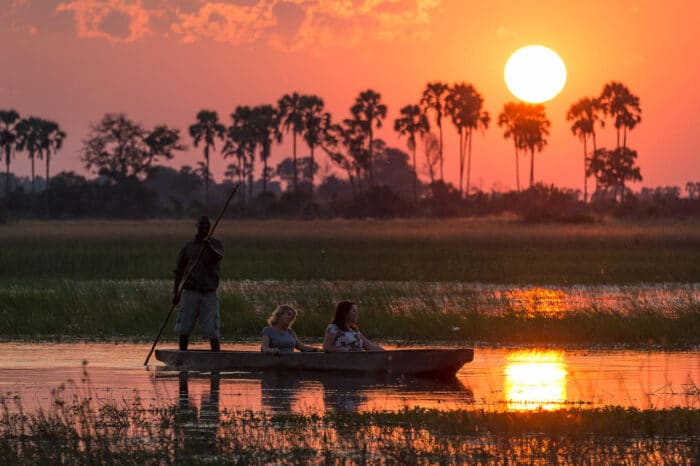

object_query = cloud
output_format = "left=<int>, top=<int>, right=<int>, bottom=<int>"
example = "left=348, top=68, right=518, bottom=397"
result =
left=56, top=0, right=153, bottom=43
left=171, top=0, right=441, bottom=50
left=171, top=1, right=278, bottom=45
left=273, top=0, right=442, bottom=51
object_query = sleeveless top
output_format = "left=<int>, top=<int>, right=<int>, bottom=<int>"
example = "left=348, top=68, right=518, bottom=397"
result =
left=261, top=327, right=297, bottom=353
left=326, top=323, right=363, bottom=351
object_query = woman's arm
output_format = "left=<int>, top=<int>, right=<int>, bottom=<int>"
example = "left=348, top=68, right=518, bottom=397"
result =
left=322, top=328, right=347, bottom=352
left=261, top=334, right=280, bottom=355
left=292, top=331, right=321, bottom=352
left=360, top=333, right=385, bottom=351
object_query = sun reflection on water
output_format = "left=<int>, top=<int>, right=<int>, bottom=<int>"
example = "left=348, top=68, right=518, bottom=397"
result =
left=505, top=350, right=567, bottom=411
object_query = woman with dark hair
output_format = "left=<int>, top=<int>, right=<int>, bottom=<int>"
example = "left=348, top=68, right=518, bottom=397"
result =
left=322, top=301, right=384, bottom=352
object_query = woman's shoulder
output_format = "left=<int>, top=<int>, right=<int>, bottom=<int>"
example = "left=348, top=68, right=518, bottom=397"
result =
left=261, top=326, right=272, bottom=336
left=326, top=323, right=340, bottom=334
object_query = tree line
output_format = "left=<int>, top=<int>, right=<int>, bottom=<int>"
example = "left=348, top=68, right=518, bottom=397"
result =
left=1, top=80, right=697, bottom=221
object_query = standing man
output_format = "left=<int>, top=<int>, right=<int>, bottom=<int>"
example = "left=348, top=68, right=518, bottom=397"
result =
left=173, top=215, right=224, bottom=351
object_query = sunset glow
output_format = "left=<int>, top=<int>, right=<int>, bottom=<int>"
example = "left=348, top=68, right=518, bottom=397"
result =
left=504, top=46, right=567, bottom=103
left=505, top=350, right=567, bottom=411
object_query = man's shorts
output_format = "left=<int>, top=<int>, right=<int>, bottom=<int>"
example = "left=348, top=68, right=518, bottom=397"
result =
left=174, top=290, right=220, bottom=339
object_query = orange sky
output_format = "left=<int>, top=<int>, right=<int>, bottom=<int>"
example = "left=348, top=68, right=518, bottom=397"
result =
left=2, top=0, right=699, bottom=192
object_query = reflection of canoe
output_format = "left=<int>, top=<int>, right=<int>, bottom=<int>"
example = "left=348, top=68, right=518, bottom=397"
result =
left=154, top=348, right=474, bottom=377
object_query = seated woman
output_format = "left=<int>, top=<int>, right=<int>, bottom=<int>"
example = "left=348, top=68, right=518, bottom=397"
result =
left=261, top=304, right=321, bottom=355
left=323, top=300, right=385, bottom=352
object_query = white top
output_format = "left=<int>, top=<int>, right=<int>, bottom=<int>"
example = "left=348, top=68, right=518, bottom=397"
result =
left=326, top=323, right=363, bottom=351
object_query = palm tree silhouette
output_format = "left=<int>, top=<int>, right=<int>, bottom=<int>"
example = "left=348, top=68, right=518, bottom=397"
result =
left=446, top=83, right=489, bottom=197
left=189, top=110, right=225, bottom=206
left=566, top=97, right=604, bottom=202
left=300, top=95, right=330, bottom=201
left=230, top=106, right=258, bottom=202
left=394, top=104, right=430, bottom=202
left=278, top=93, right=305, bottom=195
left=421, top=82, right=449, bottom=182
left=599, top=81, right=641, bottom=150
left=350, top=89, right=387, bottom=187
left=250, top=105, right=281, bottom=193
left=498, top=102, right=527, bottom=191
left=39, top=120, right=66, bottom=214
left=0, top=109, right=20, bottom=196
left=15, top=117, right=43, bottom=195
left=521, top=104, right=550, bottom=188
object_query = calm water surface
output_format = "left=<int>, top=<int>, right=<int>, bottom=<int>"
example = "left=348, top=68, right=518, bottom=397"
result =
left=1, top=343, right=697, bottom=414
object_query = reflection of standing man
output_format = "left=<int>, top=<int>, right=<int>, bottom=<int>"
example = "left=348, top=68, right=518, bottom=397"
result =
left=173, top=215, right=224, bottom=351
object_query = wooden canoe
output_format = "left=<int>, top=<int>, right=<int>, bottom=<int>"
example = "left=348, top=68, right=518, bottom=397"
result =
left=154, top=348, right=474, bottom=377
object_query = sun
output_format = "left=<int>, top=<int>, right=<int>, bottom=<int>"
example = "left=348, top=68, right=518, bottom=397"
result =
left=504, top=45, right=567, bottom=103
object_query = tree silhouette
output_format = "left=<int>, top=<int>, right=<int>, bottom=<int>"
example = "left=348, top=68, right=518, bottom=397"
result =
left=323, top=121, right=367, bottom=195
left=189, top=110, right=225, bottom=206
left=566, top=97, right=604, bottom=202
left=39, top=120, right=67, bottom=214
left=445, top=83, right=489, bottom=197
left=521, top=104, right=550, bottom=188
left=394, top=104, right=429, bottom=202
left=301, top=95, right=330, bottom=201
left=277, top=93, right=305, bottom=195
left=589, top=147, right=642, bottom=202
left=250, top=105, right=281, bottom=193
left=0, top=109, right=20, bottom=196
left=15, top=117, right=43, bottom=194
left=350, top=89, right=387, bottom=187
left=599, top=81, right=641, bottom=150
left=498, top=102, right=527, bottom=191
left=230, top=106, right=258, bottom=202
left=422, top=132, right=440, bottom=185
left=420, top=82, right=449, bottom=182
left=82, top=113, right=181, bottom=183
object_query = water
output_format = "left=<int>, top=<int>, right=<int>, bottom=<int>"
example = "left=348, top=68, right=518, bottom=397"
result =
left=1, top=343, right=697, bottom=414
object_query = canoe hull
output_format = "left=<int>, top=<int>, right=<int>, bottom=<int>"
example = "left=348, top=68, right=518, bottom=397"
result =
left=154, top=348, right=474, bottom=377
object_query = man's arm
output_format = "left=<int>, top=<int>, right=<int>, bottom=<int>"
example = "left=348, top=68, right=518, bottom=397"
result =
left=207, top=238, right=224, bottom=259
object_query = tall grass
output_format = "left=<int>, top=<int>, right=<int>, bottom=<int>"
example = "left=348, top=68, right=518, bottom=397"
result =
left=2, top=220, right=700, bottom=283
left=1, top=280, right=698, bottom=347
left=1, top=392, right=698, bottom=465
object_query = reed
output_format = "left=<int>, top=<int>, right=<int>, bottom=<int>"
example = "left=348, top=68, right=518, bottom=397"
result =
left=1, top=393, right=697, bottom=465
left=1, top=280, right=698, bottom=347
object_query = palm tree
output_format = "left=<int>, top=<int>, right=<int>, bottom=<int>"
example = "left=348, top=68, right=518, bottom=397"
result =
left=231, top=106, right=258, bottom=202
left=189, top=110, right=225, bottom=206
left=566, top=97, right=604, bottom=202
left=420, top=82, right=450, bottom=182
left=394, top=104, right=429, bottom=202
left=445, top=83, right=489, bottom=197
left=521, top=104, right=550, bottom=188
left=498, top=102, right=527, bottom=191
left=15, top=117, right=43, bottom=195
left=39, top=120, right=66, bottom=213
left=599, top=81, right=641, bottom=150
left=301, top=95, right=330, bottom=200
left=0, top=109, right=20, bottom=196
left=250, top=105, right=281, bottom=193
left=277, top=93, right=305, bottom=195
left=350, top=89, right=387, bottom=187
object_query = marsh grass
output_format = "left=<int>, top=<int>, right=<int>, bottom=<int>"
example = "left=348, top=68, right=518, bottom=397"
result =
left=0, top=280, right=698, bottom=347
left=1, top=391, right=698, bottom=465
left=2, top=220, right=700, bottom=283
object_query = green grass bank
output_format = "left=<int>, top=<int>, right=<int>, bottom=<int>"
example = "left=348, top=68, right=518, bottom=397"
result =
left=2, top=219, right=700, bottom=283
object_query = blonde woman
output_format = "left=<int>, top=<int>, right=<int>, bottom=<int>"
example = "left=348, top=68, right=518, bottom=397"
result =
left=261, top=305, right=321, bottom=355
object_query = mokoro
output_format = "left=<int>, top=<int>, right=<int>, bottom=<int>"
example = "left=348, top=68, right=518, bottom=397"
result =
left=154, top=348, right=474, bottom=377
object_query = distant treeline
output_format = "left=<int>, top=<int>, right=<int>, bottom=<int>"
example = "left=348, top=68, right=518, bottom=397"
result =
left=1, top=81, right=698, bottom=221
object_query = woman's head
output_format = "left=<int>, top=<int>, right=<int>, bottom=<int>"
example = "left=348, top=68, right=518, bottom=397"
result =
left=331, top=300, right=358, bottom=331
left=268, top=304, right=297, bottom=327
